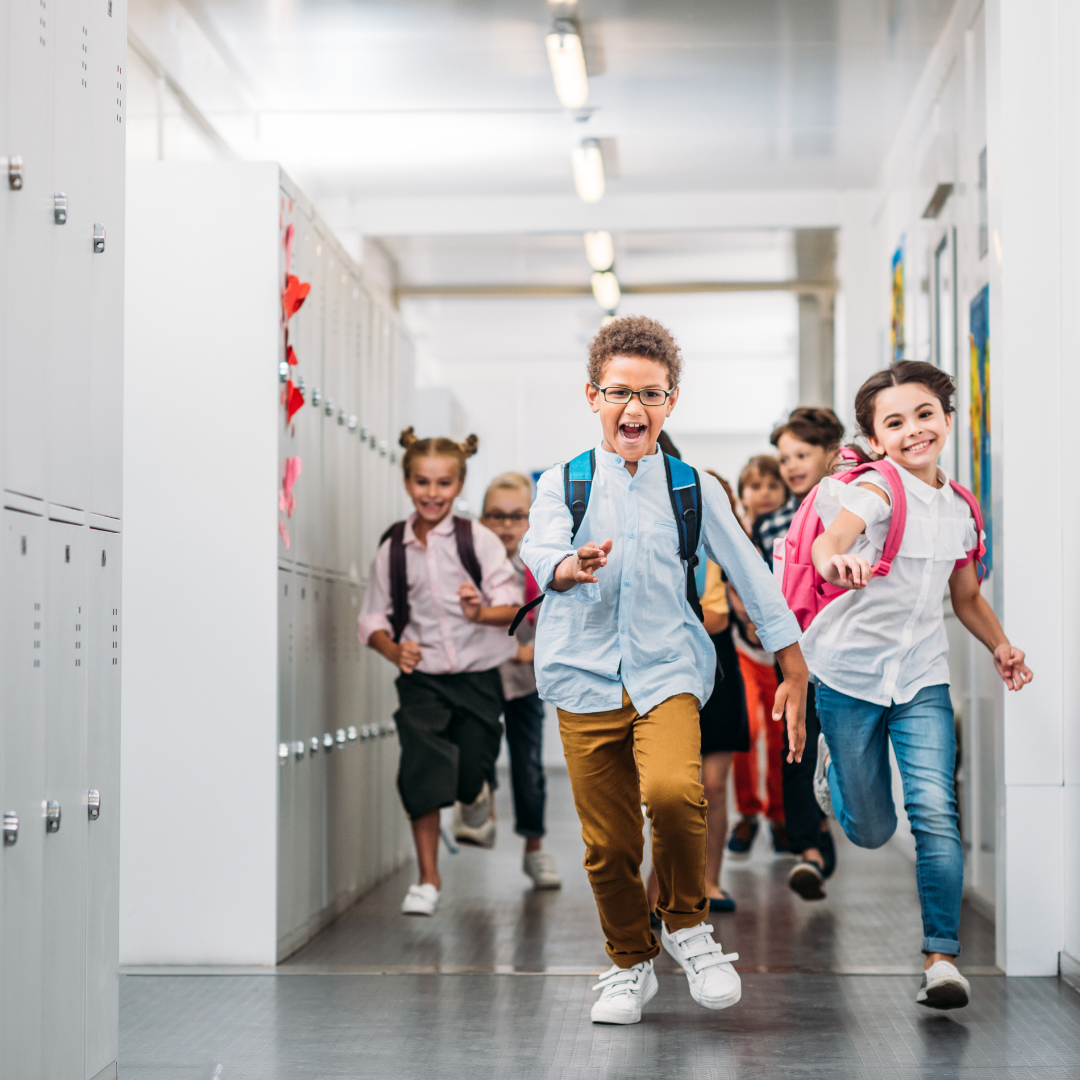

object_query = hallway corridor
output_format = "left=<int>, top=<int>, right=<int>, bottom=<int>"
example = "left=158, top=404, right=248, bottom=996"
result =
left=118, top=771, right=1080, bottom=1079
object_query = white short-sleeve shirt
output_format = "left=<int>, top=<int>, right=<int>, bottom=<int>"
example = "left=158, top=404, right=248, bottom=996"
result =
left=799, top=464, right=979, bottom=707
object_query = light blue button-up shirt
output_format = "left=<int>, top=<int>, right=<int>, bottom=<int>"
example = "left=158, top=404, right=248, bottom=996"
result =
left=520, top=444, right=802, bottom=716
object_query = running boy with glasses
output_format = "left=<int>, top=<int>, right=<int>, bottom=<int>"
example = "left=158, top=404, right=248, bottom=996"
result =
left=521, top=316, right=808, bottom=1025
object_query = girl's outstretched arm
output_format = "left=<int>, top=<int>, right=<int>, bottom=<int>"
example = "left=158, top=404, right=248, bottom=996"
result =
left=811, top=508, right=874, bottom=589
left=949, top=560, right=1033, bottom=691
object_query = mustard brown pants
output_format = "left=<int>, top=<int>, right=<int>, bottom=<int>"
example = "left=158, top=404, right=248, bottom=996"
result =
left=558, top=689, right=708, bottom=968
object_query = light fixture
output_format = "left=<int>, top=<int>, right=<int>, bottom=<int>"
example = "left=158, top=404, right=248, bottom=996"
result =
left=591, top=271, right=620, bottom=311
left=546, top=19, right=588, bottom=109
left=573, top=139, right=605, bottom=203
left=584, top=231, right=614, bottom=271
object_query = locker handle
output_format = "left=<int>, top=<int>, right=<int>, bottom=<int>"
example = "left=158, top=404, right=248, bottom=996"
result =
left=336, top=728, right=346, bottom=747
left=93, top=223, right=106, bottom=254
left=5, top=156, right=23, bottom=190
left=322, top=732, right=334, bottom=752
left=309, top=736, right=319, bottom=755
left=278, top=743, right=289, bottom=766
left=347, top=726, right=358, bottom=741
left=53, top=192, right=68, bottom=224
left=87, top=790, right=100, bottom=820
left=45, top=801, right=61, bottom=833
left=293, top=740, right=305, bottom=761
left=2, top=811, right=17, bottom=846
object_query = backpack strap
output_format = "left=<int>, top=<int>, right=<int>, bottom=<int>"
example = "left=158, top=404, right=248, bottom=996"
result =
left=378, top=521, right=409, bottom=644
left=948, top=481, right=987, bottom=582
left=509, top=449, right=594, bottom=636
left=564, top=448, right=595, bottom=541
left=663, top=453, right=704, bottom=622
left=453, top=516, right=483, bottom=588
left=838, top=460, right=907, bottom=577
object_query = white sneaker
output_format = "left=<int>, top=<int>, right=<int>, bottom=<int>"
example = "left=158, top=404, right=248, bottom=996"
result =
left=813, top=732, right=834, bottom=818
left=453, top=782, right=497, bottom=848
left=401, top=883, right=439, bottom=916
left=522, top=850, right=562, bottom=890
left=460, top=781, right=492, bottom=828
left=661, top=922, right=741, bottom=1010
left=916, top=960, right=970, bottom=1010
left=590, top=961, right=658, bottom=1024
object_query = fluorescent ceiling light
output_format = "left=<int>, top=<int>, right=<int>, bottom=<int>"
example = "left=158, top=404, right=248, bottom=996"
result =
left=573, top=139, right=605, bottom=203
left=591, top=271, right=620, bottom=311
left=584, top=231, right=614, bottom=271
left=545, top=20, right=588, bottom=109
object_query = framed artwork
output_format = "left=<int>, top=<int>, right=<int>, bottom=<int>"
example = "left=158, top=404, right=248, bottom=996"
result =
left=891, top=242, right=905, bottom=361
left=969, top=284, right=992, bottom=572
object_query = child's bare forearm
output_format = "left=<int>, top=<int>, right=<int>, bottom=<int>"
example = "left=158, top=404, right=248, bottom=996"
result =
left=474, top=605, right=518, bottom=627
left=775, top=642, right=809, bottom=685
left=548, top=555, right=578, bottom=592
left=954, top=592, right=1008, bottom=654
left=368, top=629, right=400, bottom=665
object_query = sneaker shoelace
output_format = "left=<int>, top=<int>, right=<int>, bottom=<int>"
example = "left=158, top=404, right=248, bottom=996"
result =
left=669, top=924, right=739, bottom=974
left=591, top=965, right=646, bottom=999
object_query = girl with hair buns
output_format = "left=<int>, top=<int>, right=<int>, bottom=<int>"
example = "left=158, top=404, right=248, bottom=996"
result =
left=358, top=428, right=522, bottom=917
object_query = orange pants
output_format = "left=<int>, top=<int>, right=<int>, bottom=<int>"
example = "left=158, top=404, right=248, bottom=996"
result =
left=732, top=653, right=785, bottom=820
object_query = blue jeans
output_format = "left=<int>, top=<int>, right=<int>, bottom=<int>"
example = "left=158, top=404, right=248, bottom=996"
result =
left=503, top=692, right=548, bottom=840
left=815, top=680, right=963, bottom=956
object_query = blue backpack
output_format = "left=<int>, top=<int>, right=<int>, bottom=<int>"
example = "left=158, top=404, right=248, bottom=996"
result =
left=508, top=449, right=704, bottom=635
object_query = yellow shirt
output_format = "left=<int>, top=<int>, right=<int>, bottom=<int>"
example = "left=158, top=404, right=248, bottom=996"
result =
left=700, top=560, right=729, bottom=617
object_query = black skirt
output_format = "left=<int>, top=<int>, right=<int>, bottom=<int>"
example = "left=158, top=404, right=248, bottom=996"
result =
left=698, top=625, right=750, bottom=755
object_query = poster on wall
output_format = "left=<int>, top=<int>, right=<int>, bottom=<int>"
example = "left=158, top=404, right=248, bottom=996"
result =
left=969, top=284, right=992, bottom=572
left=891, top=242, right=905, bottom=361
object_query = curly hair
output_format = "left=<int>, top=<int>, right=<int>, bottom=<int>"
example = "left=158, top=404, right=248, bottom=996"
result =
left=398, top=427, right=479, bottom=482
left=770, top=407, right=845, bottom=453
left=587, top=315, right=682, bottom=388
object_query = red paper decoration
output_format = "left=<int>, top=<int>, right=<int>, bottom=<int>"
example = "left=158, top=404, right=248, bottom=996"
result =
left=282, top=274, right=311, bottom=320
left=285, top=379, right=305, bottom=423
left=286, top=344, right=298, bottom=365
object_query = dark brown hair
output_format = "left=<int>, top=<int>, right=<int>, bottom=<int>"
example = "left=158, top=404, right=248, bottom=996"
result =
left=706, top=470, right=739, bottom=517
left=587, top=315, right=682, bottom=388
left=737, top=455, right=786, bottom=499
left=854, top=360, right=956, bottom=439
left=399, top=427, right=479, bottom=482
left=770, top=407, right=845, bottom=453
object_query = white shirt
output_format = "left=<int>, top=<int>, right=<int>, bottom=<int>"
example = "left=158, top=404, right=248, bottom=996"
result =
left=799, top=464, right=979, bottom=707
left=520, top=445, right=801, bottom=716
left=358, top=514, right=521, bottom=675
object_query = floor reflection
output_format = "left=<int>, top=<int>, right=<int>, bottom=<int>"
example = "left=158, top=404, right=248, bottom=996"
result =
left=284, top=768, right=996, bottom=974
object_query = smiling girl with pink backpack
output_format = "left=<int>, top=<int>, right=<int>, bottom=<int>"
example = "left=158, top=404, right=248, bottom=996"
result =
left=782, top=360, right=1032, bottom=1012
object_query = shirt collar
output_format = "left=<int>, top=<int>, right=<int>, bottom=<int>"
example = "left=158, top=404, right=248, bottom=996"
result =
left=895, top=463, right=950, bottom=505
left=595, top=442, right=664, bottom=473
left=404, top=511, right=456, bottom=545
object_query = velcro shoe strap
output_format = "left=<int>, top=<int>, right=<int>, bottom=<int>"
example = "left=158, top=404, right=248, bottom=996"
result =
left=693, top=949, right=740, bottom=970
left=591, top=968, right=641, bottom=993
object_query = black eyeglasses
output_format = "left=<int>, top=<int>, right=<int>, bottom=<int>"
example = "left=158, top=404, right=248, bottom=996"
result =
left=592, top=384, right=674, bottom=406
left=482, top=511, right=529, bottom=524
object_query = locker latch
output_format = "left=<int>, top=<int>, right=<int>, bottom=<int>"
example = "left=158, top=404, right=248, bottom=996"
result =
left=279, top=743, right=289, bottom=766
left=93, top=223, right=106, bottom=254
left=336, top=728, right=346, bottom=747
left=324, top=399, right=334, bottom=417
left=309, top=736, right=319, bottom=755
left=312, top=388, right=321, bottom=406
left=53, top=192, right=68, bottom=224
left=337, top=409, right=346, bottom=426
left=87, top=790, right=100, bottom=820
left=45, top=801, right=61, bottom=833
left=5, top=156, right=23, bottom=190
left=2, top=811, right=18, bottom=846
left=322, top=732, right=334, bottom=752
left=379, top=440, right=389, bottom=457
left=347, top=415, right=358, bottom=431
left=278, top=361, right=289, bottom=383
left=347, top=726, right=358, bottom=741
left=360, top=426, right=369, bottom=440
left=293, top=740, right=305, bottom=761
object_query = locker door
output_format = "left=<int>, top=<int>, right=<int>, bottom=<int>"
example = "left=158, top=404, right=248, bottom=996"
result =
left=46, top=0, right=94, bottom=511
left=342, top=583, right=363, bottom=895
left=4, top=0, right=54, bottom=499
left=325, top=580, right=348, bottom=904
left=0, top=511, right=46, bottom=1080
left=87, top=0, right=126, bottom=520
left=42, top=519, right=88, bottom=1080
left=295, top=573, right=322, bottom=926
left=276, top=566, right=298, bottom=952
left=85, top=527, right=119, bottom=1079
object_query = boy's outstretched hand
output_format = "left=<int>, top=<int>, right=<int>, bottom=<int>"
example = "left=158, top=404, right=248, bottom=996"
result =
left=550, top=539, right=613, bottom=591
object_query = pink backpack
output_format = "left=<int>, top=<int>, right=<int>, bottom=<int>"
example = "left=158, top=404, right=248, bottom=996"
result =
left=775, top=456, right=987, bottom=631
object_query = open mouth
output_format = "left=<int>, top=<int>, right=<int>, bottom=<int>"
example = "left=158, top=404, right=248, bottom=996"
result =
left=903, top=438, right=934, bottom=455
left=619, top=423, right=647, bottom=443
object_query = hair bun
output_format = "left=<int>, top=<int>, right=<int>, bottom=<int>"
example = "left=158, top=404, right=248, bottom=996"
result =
left=460, top=434, right=479, bottom=458
left=399, top=426, right=418, bottom=450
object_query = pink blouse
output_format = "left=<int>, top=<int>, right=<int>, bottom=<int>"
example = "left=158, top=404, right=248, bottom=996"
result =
left=358, top=513, right=521, bottom=675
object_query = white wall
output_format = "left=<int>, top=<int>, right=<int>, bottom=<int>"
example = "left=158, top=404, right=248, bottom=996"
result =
left=121, top=162, right=281, bottom=965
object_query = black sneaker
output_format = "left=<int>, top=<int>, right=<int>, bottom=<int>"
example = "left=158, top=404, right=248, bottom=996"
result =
left=769, top=820, right=791, bottom=855
left=726, top=817, right=758, bottom=860
left=787, top=859, right=826, bottom=901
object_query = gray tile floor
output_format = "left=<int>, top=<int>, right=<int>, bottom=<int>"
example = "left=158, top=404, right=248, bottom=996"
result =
left=120, top=770, right=1080, bottom=1079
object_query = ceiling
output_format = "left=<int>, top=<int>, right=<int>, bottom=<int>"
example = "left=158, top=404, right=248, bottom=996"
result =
left=129, top=0, right=957, bottom=211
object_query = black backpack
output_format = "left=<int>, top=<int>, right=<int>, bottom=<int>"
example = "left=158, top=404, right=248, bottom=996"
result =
left=379, top=517, right=483, bottom=643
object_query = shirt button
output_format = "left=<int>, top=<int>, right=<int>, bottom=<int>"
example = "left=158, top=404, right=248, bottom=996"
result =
left=624, top=581, right=630, bottom=587
left=619, top=628, right=625, bottom=635
left=629, top=533, right=634, bottom=539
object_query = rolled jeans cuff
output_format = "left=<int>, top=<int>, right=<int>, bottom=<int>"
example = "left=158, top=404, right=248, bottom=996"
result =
left=923, top=936, right=961, bottom=957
